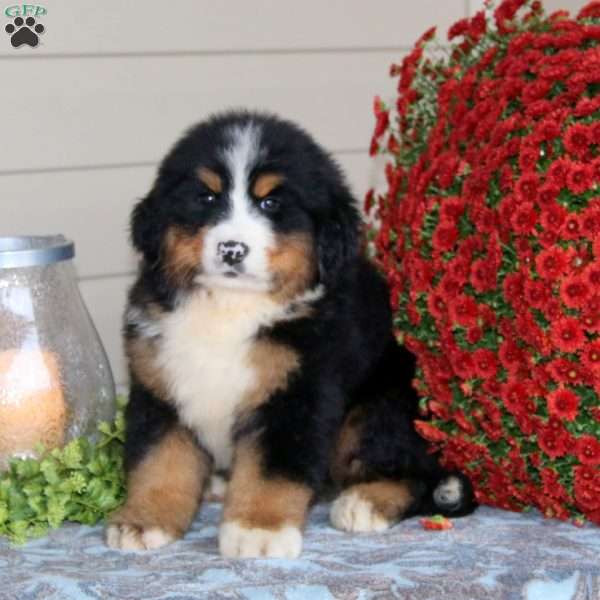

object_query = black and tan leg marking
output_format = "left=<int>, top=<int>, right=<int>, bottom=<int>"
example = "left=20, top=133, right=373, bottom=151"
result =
left=330, top=479, right=417, bottom=533
left=329, top=406, right=419, bottom=532
left=219, top=441, right=313, bottom=559
left=107, top=425, right=211, bottom=550
left=329, top=406, right=368, bottom=487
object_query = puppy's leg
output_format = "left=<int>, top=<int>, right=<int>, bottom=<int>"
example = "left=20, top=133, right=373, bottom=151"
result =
left=219, top=440, right=313, bottom=559
left=107, top=425, right=210, bottom=550
left=330, top=479, right=419, bottom=533
left=107, top=385, right=211, bottom=550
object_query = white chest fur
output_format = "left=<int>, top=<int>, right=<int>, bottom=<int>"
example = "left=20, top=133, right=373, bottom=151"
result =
left=156, top=288, right=285, bottom=469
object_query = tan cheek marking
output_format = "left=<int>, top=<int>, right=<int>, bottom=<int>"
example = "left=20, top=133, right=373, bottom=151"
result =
left=223, top=442, right=312, bottom=530
left=253, top=173, right=284, bottom=198
left=268, top=233, right=316, bottom=303
left=197, top=167, right=223, bottom=193
left=352, top=480, right=415, bottom=522
left=163, top=226, right=206, bottom=286
left=330, top=407, right=367, bottom=485
left=111, top=427, right=212, bottom=538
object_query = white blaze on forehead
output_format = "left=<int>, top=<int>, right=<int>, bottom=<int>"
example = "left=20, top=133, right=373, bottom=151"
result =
left=199, top=122, right=275, bottom=291
left=224, top=122, right=263, bottom=198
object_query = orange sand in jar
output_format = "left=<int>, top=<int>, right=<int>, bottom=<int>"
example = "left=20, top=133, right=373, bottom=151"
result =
left=0, top=349, right=66, bottom=464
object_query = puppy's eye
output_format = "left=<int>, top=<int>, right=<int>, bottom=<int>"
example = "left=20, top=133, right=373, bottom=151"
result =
left=259, top=197, right=280, bottom=213
left=199, top=192, right=218, bottom=204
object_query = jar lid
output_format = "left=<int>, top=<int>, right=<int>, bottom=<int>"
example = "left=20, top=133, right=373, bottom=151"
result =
left=0, top=235, right=75, bottom=269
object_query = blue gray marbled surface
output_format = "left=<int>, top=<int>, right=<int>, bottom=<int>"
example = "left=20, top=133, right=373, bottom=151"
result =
left=1, top=503, right=599, bottom=600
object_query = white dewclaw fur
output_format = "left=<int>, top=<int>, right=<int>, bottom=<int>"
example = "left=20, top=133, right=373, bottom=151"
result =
left=157, top=287, right=287, bottom=469
left=199, top=122, right=274, bottom=292
left=106, top=524, right=174, bottom=551
left=219, top=521, right=302, bottom=558
left=330, top=490, right=391, bottom=533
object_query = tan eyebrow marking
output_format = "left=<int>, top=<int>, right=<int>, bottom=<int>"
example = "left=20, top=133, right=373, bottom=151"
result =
left=253, top=173, right=284, bottom=198
left=197, top=167, right=223, bottom=193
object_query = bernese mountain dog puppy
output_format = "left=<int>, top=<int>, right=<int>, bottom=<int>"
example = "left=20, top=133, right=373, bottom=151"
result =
left=106, top=111, right=476, bottom=558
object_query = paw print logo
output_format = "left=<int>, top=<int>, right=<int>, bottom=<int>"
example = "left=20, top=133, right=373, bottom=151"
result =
left=5, top=16, right=45, bottom=48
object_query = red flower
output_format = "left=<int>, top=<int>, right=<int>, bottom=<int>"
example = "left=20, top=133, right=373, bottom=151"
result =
left=432, top=222, right=459, bottom=253
left=451, top=349, right=477, bottom=380
left=538, top=427, right=570, bottom=459
left=535, top=118, right=561, bottom=141
left=561, top=213, right=582, bottom=241
left=581, top=207, right=600, bottom=238
left=576, top=435, right=600, bottom=466
left=427, top=292, right=448, bottom=320
left=547, top=358, right=588, bottom=386
left=540, top=203, right=567, bottom=232
left=465, top=326, right=482, bottom=345
left=448, top=17, right=470, bottom=40
left=454, top=410, right=477, bottom=435
left=519, top=146, right=540, bottom=172
left=547, top=158, right=571, bottom=188
left=537, top=183, right=560, bottom=206
left=440, top=196, right=466, bottom=222
left=414, top=420, right=448, bottom=443
left=498, top=339, right=524, bottom=373
left=563, top=123, right=591, bottom=160
left=559, top=274, right=592, bottom=309
left=574, top=466, right=600, bottom=511
left=550, top=317, right=585, bottom=353
left=585, top=263, right=600, bottom=291
left=470, top=259, right=497, bottom=293
left=578, top=2, right=600, bottom=18
left=503, top=271, right=525, bottom=305
left=515, top=174, right=540, bottom=203
left=535, top=247, right=569, bottom=279
left=580, top=342, right=600, bottom=376
left=543, top=298, right=564, bottom=322
left=472, top=349, right=499, bottom=378
left=448, top=294, right=479, bottom=327
left=510, top=202, right=538, bottom=234
left=566, top=161, right=594, bottom=194
left=547, top=388, right=580, bottom=421
left=501, top=381, right=530, bottom=415
left=524, top=278, right=551, bottom=309
left=372, top=96, right=390, bottom=139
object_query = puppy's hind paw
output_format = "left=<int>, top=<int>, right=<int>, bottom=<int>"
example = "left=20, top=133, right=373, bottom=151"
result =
left=330, top=490, right=391, bottom=533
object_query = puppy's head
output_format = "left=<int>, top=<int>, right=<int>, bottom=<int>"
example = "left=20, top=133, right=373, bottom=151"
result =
left=132, top=111, right=360, bottom=301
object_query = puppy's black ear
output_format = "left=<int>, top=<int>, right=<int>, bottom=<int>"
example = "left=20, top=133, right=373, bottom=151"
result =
left=317, top=182, right=361, bottom=285
left=130, top=192, right=165, bottom=264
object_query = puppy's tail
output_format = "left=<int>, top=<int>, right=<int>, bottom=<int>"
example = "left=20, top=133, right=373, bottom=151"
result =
left=428, top=471, right=477, bottom=517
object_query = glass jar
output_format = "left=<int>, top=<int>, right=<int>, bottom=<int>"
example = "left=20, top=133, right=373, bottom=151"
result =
left=0, top=235, right=115, bottom=469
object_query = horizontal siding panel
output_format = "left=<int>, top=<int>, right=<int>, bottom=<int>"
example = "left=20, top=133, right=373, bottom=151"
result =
left=0, top=151, right=375, bottom=278
left=1, top=51, right=399, bottom=172
left=0, top=0, right=465, bottom=56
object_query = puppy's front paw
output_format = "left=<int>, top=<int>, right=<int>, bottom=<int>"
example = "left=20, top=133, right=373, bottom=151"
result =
left=219, top=521, right=302, bottom=558
left=330, top=490, right=391, bottom=533
left=106, top=522, right=175, bottom=551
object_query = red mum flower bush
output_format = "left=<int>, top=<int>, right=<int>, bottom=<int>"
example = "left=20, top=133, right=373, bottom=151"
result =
left=367, top=0, right=600, bottom=524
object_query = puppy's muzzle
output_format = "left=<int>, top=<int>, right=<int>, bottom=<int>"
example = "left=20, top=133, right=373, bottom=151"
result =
left=218, top=241, right=250, bottom=266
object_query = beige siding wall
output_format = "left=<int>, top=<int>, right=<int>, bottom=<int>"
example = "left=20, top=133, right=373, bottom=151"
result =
left=1, top=0, right=583, bottom=385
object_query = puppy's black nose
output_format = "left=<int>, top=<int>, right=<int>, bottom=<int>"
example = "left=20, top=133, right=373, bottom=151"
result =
left=218, top=241, right=250, bottom=266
